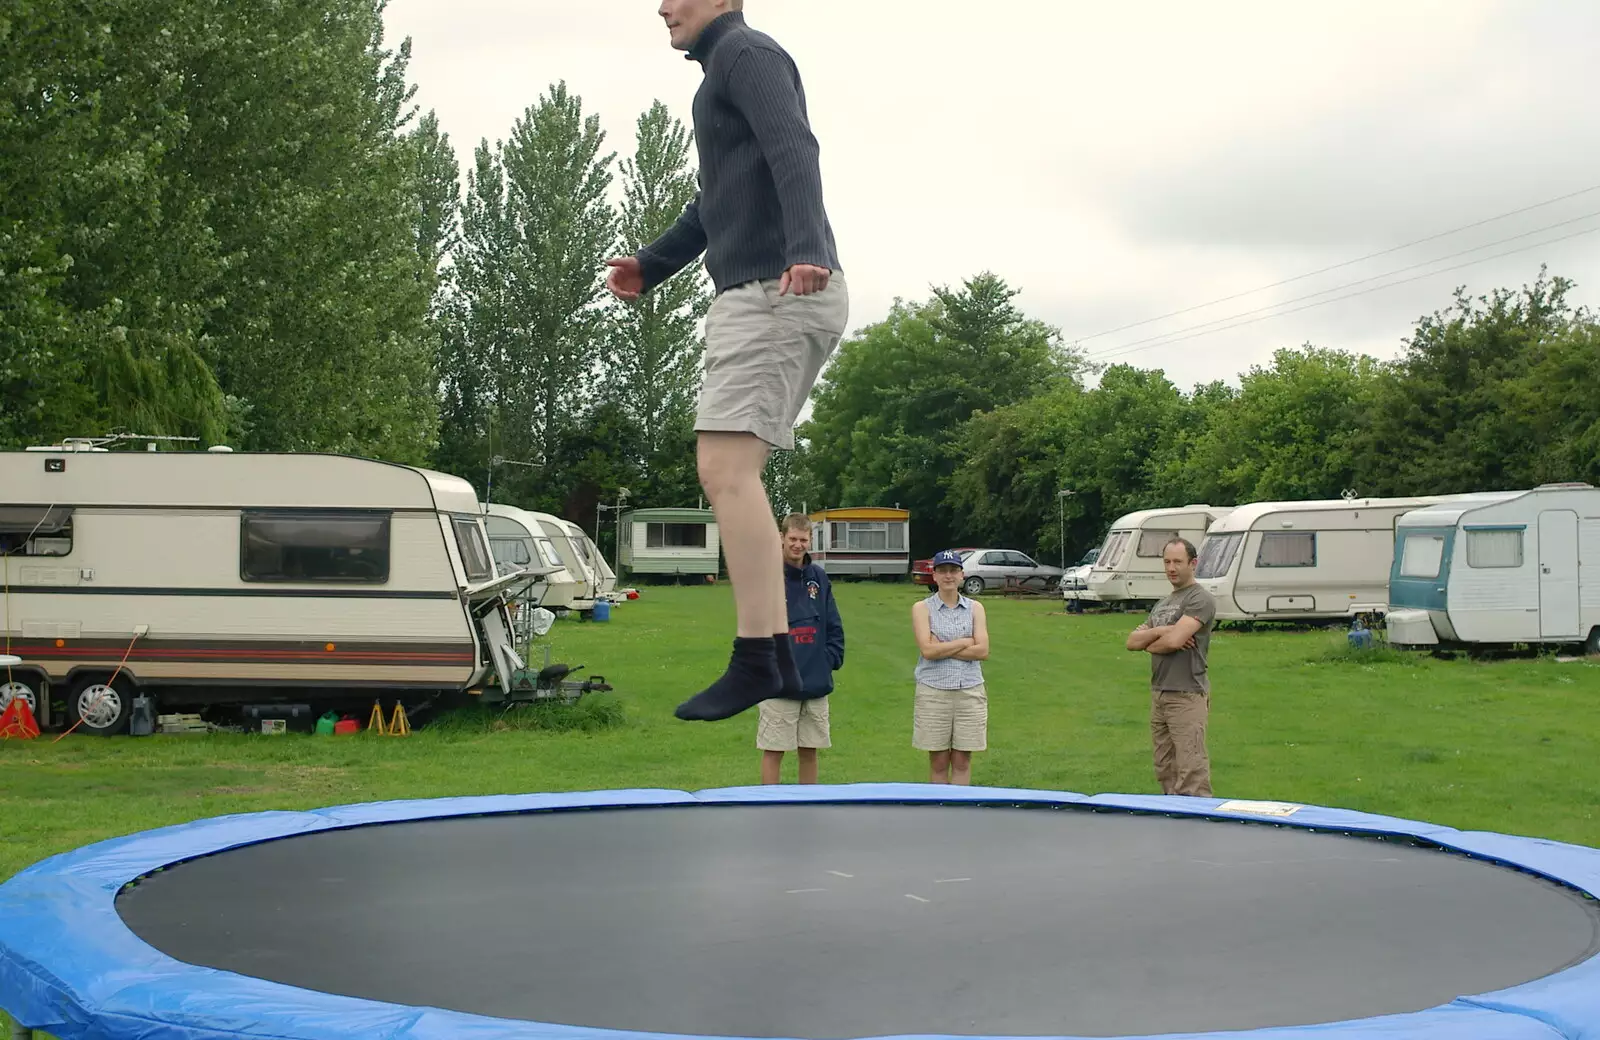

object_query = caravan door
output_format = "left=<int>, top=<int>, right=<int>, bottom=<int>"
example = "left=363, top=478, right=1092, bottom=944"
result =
left=1538, top=511, right=1580, bottom=639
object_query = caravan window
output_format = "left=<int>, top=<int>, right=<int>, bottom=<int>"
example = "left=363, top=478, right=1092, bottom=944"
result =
left=1466, top=529, right=1523, bottom=569
left=1398, top=533, right=1446, bottom=578
left=0, top=506, right=73, bottom=557
left=452, top=518, right=495, bottom=581
left=1256, top=532, right=1316, bottom=568
left=647, top=523, right=707, bottom=549
left=1196, top=532, right=1242, bottom=579
left=490, top=536, right=534, bottom=570
left=240, top=511, right=390, bottom=583
left=827, top=521, right=903, bottom=552
left=1136, top=529, right=1180, bottom=557
left=1098, top=531, right=1130, bottom=569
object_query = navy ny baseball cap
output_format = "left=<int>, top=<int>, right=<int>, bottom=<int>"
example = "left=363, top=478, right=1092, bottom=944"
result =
left=932, top=549, right=965, bottom=568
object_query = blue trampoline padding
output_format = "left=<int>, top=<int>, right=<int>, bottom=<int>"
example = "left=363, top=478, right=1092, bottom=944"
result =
left=0, top=782, right=1596, bottom=1040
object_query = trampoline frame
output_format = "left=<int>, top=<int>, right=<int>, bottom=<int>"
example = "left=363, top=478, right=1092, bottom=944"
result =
left=1, top=783, right=1598, bottom=1040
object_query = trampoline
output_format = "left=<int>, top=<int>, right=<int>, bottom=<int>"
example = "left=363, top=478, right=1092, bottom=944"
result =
left=2, top=785, right=1599, bottom=1040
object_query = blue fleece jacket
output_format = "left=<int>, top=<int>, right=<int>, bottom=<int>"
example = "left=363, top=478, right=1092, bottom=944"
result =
left=785, top=554, right=844, bottom=699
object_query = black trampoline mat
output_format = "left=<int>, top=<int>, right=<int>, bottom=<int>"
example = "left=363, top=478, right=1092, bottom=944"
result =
left=116, top=803, right=1600, bottom=1038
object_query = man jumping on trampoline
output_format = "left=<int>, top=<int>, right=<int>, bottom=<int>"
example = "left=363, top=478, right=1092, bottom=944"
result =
left=606, top=0, right=848, bottom=722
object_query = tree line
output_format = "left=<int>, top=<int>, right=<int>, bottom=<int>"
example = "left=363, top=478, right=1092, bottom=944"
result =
left=5, top=2, right=1594, bottom=567
left=797, top=268, right=1599, bottom=561
left=1, top=0, right=711, bottom=550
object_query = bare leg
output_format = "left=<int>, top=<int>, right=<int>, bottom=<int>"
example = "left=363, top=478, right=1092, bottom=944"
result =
left=950, top=750, right=973, bottom=786
left=797, top=747, right=819, bottom=784
left=674, top=432, right=786, bottom=721
left=761, top=750, right=785, bottom=785
left=698, top=431, right=784, bottom=636
left=928, top=750, right=952, bottom=784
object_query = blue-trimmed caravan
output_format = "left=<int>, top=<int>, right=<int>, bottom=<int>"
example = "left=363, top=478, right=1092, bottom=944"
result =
left=1388, top=483, right=1600, bottom=652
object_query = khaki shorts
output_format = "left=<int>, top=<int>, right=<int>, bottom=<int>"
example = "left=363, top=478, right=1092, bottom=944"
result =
left=697, top=271, right=849, bottom=450
left=912, top=682, right=988, bottom=752
left=756, top=696, right=831, bottom=751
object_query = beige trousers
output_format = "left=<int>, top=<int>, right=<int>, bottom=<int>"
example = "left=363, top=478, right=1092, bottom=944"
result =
left=1150, top=688, right=1212, bottom=797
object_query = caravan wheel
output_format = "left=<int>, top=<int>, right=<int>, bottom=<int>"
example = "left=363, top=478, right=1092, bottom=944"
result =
left=70, top=676, right=132, bottom=736
left=1, top=679, right=38, bottom=716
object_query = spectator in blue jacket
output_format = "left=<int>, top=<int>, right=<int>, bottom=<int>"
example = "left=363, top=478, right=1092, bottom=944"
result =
left=758, top=513, right=845, bottom=783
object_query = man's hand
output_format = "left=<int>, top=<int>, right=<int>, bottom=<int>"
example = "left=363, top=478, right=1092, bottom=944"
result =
left=779, top=263, right=829, bottom=296
left=604, top=256, right=644, bottom=301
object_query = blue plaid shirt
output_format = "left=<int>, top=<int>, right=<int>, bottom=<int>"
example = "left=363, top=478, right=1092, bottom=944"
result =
left=914, top=594, right=984, bottom=690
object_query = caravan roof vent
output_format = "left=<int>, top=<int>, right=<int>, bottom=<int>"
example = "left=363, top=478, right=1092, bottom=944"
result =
left=1535, top=481, right=1591, bottom=489
left=207, top=445, right=235, bottom=453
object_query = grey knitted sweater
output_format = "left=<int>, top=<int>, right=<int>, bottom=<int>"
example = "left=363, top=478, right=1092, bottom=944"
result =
left=636, top=12, right=841, bottom=295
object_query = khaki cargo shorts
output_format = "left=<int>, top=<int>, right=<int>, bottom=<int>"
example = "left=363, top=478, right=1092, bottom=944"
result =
left=697, top=271, right=849, bottom=450
left=912, top=682, right=988, bottom=752
left=756, top=696, right=831, bottom=751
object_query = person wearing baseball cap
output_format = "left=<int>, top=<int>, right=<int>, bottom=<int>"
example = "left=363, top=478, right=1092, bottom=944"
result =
left=909, top=549, right=990, bottom=784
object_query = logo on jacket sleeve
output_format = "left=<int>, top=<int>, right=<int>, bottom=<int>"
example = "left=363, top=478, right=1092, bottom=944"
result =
left=807, top=580, right=820, bottom=599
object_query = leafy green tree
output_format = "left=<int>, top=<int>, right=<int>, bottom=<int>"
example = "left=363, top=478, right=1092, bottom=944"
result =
left=451, top=81, right=618, bottom=504
left=1360, top=270, right=1574, bottom=495
left=1513, top=317, right=1600, bottom=484
left=0, top=0, right=227, bottom=448
left=800, top=272, right=1083, bottom=554
left=1182, top=346, right=1377, bottom=504
left=607, top=101, right=710, bottom=504
left=200, top=6, right=440, bottom=462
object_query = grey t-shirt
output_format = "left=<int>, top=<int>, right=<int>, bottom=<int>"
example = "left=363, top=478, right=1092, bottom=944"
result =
left=1147, top=583, right=1217, bottom=693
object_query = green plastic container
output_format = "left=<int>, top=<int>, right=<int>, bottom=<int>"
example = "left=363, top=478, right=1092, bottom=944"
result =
left=315, top=712, right=339, bottom=736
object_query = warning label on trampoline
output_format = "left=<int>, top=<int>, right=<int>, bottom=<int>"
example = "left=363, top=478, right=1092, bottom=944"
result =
left=1215, top=800, right=1303, bottom=817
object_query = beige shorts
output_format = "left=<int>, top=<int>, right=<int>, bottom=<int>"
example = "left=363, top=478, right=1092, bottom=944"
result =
left=912, top=682, right=988, bottom=752
left=756, top=696, right=831, bottom=751
left=698, top=271, right=849, bottom=450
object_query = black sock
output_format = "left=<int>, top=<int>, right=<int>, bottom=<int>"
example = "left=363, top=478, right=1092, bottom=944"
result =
left=772, top=632, right=803, bottom=698
left=674, top=637, right=782, bottom=721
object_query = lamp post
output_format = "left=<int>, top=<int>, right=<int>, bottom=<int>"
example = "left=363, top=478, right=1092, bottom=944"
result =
left=1057, top=489, right=1075, bottom=569
left=597, top=488, right=630, bottom=571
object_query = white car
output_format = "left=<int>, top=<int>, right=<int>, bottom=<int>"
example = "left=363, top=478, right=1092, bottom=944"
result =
left=954, top=548, right=1064, bottom=597
left=1058, top=548, right=1101, bottom=597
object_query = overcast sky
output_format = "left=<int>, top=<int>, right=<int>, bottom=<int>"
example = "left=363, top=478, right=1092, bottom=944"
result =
left=383, top=0, right=1600, bottom=391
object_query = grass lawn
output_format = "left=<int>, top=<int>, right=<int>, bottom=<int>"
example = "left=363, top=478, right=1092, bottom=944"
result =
left=3, top=582, right=1599, bottom=886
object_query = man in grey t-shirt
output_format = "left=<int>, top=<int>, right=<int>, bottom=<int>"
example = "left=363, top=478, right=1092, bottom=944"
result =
left=1125, top=538, right=1217, bottom=796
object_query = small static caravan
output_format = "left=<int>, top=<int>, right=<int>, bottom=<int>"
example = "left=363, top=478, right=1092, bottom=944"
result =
left=1387, top=484, right=1600, bottom=653
left=808, top=507, right=911, bottom=579
left=1071, top=504, right=1234, bottom=609
left=0, top=444, right=528, bottom=734
left=618, top=507, right=720, bottom=579
left=1196, top=495, right=1446, bottom=622
left=483, top=503, right=584, bottom=613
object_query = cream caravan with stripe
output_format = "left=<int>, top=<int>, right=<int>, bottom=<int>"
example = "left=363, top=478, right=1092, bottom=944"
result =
left=0, top=446, right=525, bottom=734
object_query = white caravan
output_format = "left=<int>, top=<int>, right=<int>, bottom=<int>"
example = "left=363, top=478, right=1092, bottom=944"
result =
left=1196, top=496, right=1446, bottom=622
left=587, top=533, right=619, bottom=600
left=1387, top=484, right=1600, bottom=653
left=0, top=444, right=526, bottom=734
left=527, top=512, right=601, bottom=611
left=1069, top=505, right=1234, bottom=609
left=483, top=504, right=583, bottom=613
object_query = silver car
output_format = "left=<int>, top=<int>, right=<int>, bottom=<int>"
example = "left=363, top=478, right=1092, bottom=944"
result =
left=955, top=548, right=1065, bottom=596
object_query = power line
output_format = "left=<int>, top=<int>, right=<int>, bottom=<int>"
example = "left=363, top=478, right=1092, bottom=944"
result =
left=1068, top=180, right=1600, bottom=345
left=1085, top=208, right=1600, bottom=359
left=1087, top=223, right=1600, bottom=364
